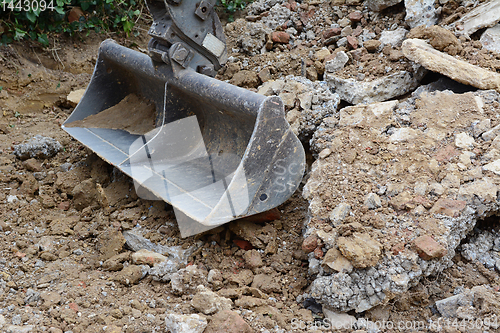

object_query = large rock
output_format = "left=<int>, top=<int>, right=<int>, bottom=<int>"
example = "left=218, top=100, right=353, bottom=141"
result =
left=481, top=24, right=500, bottom=54
left=326, top=66, right=426, bottom=104
left=337, top=233, right=382, bottom=268
left=170, top=265, right=208, bottom=295
left=204, top=310, right=253, bottom=333
left=123, top=229, right=200, bottom=259
left=19, top=173, right=39, bottom=196
left=329, top=203, right=351, bottom=226
left=191, top=285, right=233, bottom=315
left=322, top=308, right=356, bottom=330
left=66, top=89, right=85, bottom=107
left=72, top=178, right=98, bottom=210
left=113, top=265, right=144, bottom=285
left=366, top=0, right=402, bottom=11
left=131, top=249, right=169, bottom=266
left=256, top=75, right=340, bottom=139
left=96, top=227, right=126, bottom=261
left=55, top=166, right=90, bottom=194
left=402, top=39, right=500, bottom=92
left=147, top=239, right=202, bottom=283
left=407, top=25, right=462, bottom=56
left=305, top=86, right=500, bottom=313
left=435, top=286, right=500, bottom=320
left=165, top=313, right=207, bottom=333
left=379, top=28, right=408, bottom=48
left=405, top=0, right=438, bottom=28
left=325, top=51, right=349, bottom=73
left=13, top=135, right=62, bottom=160
left=449, top=0, right=500, bottom=37
left=321, top=247, right=353, bottom=273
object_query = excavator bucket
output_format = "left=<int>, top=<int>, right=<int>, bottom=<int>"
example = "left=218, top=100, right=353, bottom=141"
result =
left=62, top=0, right=305, bottom=237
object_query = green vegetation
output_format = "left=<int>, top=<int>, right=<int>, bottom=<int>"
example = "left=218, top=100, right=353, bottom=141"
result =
left=0, top=0, right=143, bottom=46
left=0, top=0, right=253, bottom=46
left=217, top=0, right=253, bottom=21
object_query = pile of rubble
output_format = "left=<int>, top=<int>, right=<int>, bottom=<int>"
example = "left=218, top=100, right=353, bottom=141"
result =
left=222, top=0, right=500, bottom=323
left=3, top=0, right=500, bottom=331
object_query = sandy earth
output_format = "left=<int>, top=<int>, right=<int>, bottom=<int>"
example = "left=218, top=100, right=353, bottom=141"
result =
left=1, top=0, right=500, bottom=332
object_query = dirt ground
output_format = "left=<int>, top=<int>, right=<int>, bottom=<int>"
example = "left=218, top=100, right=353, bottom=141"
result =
left=1, top=1, right=500, bottom=333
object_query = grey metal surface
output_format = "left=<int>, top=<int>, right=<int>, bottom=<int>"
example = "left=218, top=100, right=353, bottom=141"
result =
left=146, top=0, right=227, bottom=75
left=62, top=1, right=305, bottom=236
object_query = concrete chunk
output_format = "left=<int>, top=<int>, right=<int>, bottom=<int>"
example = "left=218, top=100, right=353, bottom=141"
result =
left=405, top=0, right=438, bottom=29
left=449, top=0, right=500, bottom=37
left=481, top=24, right=500, bottom=54
left=402, top=39, right=500, bottom=92
left=326, top=67, right=426, bottom=104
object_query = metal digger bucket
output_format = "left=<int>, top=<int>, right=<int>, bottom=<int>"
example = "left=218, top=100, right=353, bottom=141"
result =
left=62, top=40, right=305, bottom=237
left=63, top=0, right=304, bottom=237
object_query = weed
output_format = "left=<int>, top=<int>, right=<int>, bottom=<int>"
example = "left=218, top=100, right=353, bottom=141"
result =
left=217, top=0, right=253, bottom=22
left=0, top=0, right=253, bottom=46
left=0, top=0, right=143, bottom=46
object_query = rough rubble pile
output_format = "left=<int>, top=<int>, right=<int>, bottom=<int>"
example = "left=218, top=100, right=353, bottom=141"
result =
left=461, top=227, right=500, bottom=271
left=4, top=0, right=500, bottom=331
left=304, top=83, right=500, bottom=312
left=258, top=75, right=340, bottom=139
left=434, top=285, right=500, bottom=326
left=218, top=0, right=500, bottom=317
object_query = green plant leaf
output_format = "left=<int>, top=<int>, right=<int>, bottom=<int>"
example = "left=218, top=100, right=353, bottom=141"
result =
left=14, top=28, right=26, bottom=41
left=81, top=1, right=90, bottom=11
left=26, top=11, right=38, bottom=23
left=122, top=19, right=133, bottom=34
left=0, top=35, right=13, bottom=46
left=38, top=34, right=50, bottom=46
left=0, top=0, right=158, bottom=46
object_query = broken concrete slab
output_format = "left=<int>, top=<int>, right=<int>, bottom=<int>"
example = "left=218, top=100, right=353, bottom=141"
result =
left=13, top=135, right=62, bottom=161
left=305, top=86, right=500, bottom=313
left=480, top=24, right=500, bottom=54
left=165, top=313, right=207, bottom=333
left=257, top=75, right=340, bottom=139
left=461, top=228, right=500, bottom=269
left=123, top=229, right=201, bottom=282
left=435, top=286, right=500, bottom=323
left=378, top=28, right=408, bottom=48
left=402, top=38, right=500, bottom=92
left=449, top=0, right=500, bottom=38
left=405, top=0, right=438, bottom=29
left=326, top=66, right=426, bottom=104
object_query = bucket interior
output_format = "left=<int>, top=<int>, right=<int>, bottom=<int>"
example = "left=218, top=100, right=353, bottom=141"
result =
left=64, top=57, right=256, bottom=224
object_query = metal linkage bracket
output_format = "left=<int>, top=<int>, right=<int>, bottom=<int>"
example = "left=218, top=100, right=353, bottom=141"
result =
left=145, top=0, right=227, bottom=77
